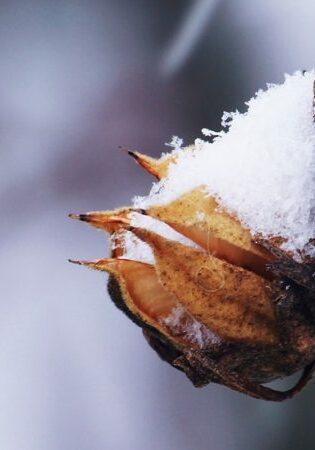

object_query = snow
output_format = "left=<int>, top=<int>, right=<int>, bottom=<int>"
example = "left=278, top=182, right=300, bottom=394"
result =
left=114, top=230, right=155, bottom=265
left=164, top=135, right=184, bottom=150
left=133, top=71, right=315, bottom=259
left=129, top=211, right=198, bottom=248
left=161, top=304, right=221, bottom=348
left=117, top=211, right=199, bottom=264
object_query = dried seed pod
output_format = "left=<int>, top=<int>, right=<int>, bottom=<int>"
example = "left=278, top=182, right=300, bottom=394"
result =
left=70, top=71, right=315, bottom=401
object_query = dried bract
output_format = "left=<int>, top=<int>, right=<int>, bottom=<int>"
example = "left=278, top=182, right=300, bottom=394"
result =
left=70, top=72, right=315, bottom=401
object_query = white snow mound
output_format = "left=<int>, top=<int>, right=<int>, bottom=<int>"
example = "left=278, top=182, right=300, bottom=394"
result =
left=133, top=71, right=315, bottom=259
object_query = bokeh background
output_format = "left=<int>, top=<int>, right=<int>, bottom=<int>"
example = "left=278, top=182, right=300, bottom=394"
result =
left=1, top=1, right=315, bottom=449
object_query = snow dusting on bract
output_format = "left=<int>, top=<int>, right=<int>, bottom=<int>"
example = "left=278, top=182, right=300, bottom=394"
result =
left=119, top=211, right=200, bottom=263
left=114, top=229, right=155, bottom=265
left=134, top=71, right=315, bottom=258
left=161, top=304, right=221, bottom=349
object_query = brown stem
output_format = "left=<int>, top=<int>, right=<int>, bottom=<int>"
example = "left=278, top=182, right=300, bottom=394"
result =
left=186, top=351, right=315, bottom=401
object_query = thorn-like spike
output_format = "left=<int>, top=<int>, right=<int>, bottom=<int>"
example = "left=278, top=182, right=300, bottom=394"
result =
left=68, top=213, right=80, bottom=220
left=118, top=146, right=140, bottom=161
left=122, top=147, right=171, bottom=180
left=130, top=151, right=162, bottom=179
left=69, top=257, right=119, bottom=272
left=69, top=213, right=91, bottom=222
left=127, top=150, right=141, bottom=161
left=69, top=256, right=153, bottom=276
left=68, top=258, right=83, bottom=265
left=122, top=144, right=195, bottom=179
left=68, top=209, right=131, bottom=233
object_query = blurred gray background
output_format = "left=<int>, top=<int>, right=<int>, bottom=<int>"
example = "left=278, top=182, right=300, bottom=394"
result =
left=1, top=1, right=315, bottom=449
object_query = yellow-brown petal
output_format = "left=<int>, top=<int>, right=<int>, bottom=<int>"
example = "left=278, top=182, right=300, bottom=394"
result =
left=131, top=227, right=278, bottom=345
left=145, top=187, right=274, bottom=278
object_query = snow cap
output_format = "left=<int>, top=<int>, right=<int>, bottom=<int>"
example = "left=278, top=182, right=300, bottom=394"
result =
left=133, top=71, right=315, bottom=259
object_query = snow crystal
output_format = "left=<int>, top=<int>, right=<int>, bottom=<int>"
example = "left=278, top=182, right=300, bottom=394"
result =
left=165, top=135, right=184, bottom=150
left=115, top=230, right=155, bottom=265
left=134, top=71, right=315, bottom=258
left=161, top=304, right=221, bottom=348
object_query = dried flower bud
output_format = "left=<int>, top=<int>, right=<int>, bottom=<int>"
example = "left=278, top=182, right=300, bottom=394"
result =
left=70, top=71, right=315, bottom=401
